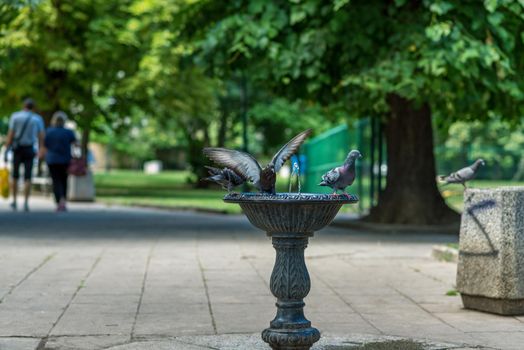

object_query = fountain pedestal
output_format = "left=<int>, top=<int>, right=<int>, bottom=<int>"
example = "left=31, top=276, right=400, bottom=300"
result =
left=262, top=233, right=318, bottom=349
left=224, top=193, right=358, bottom=350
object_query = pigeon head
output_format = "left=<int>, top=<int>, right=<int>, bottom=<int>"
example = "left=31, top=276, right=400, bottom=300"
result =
left=470, top=158, right=485, bottom=171
left=346, top=150, right=363, bottom=160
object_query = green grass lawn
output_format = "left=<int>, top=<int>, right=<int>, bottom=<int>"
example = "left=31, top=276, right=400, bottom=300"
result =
left=94, top=170, right=524, bottom=215
left=95, top=170, right=241, bottom=213
left=95, top=170, right=315, bottom=213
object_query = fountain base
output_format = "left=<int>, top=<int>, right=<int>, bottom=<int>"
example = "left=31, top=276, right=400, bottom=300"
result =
left=262, top=327, right=320, bottom=350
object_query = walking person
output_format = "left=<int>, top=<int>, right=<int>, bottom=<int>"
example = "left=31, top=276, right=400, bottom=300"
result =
left=44, top=111, right=76, bottom=212
left=4, top=98, right=45, bottom=211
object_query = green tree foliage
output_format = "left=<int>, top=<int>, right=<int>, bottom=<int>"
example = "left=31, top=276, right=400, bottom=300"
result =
left=123, top=0, right=219, bottom=183
left=190, top=0, right=524, bottom=224
left=0, top=0, right=142, bottom=154
left=439, top=116, right=524, bottom=180
left=0, top=0, right=222, bottom=182
left=193, top=0, right=524, bottom=117
left=249, top=98, right=345, bottom=156
left=1, top=0, right=523, bottom=207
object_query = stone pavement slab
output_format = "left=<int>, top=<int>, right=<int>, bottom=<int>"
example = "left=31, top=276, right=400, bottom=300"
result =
left=0, top=197, right=523, bottom=349
left=43, top=335, right=129, bottom=350
left=0, top=337, right=41, bottom=350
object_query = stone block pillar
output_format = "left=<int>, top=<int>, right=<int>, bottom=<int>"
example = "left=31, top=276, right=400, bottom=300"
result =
left=457, top=187, right=524, bottom=315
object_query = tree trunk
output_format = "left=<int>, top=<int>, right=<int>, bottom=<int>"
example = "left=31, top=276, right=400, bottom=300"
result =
left=365, top=94, right=459, bottom=225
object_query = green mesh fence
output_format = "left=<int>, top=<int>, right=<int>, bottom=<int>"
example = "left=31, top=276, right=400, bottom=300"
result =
left=301, top=121, right=380, bottom=214
left=303, top=124, right=351, bottom=194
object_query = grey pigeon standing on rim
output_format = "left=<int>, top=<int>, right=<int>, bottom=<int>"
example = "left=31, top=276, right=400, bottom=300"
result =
left=437, top=159, right=486, bottom=188
left=203, top=166, right=246, bottom=192
left=319, top=150, right=362, bottom=195
left=203, top=129, right=312, bottom=194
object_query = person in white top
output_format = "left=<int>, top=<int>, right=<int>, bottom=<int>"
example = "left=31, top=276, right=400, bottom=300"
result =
left=4, top=98, right=45, bottom=211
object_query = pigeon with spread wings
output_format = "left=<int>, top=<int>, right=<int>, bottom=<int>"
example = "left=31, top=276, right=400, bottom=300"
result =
left=203, top=129, right=312, bottom=194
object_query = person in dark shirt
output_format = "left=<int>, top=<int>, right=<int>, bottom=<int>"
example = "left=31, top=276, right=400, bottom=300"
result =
left=44, top=111, right=76, bottom=212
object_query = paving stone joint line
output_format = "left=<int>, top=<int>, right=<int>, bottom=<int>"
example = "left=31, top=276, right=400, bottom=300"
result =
left=39, top=251, right=104, bottom=350
left=309, top=268, right=383, bottom=335
left=130, top=242, right=157, bottom=341
left=0, top=252, right=56, bottom=304
left=390, top=285, right=460, bottom=332
left=197, top=237, right=218, bottom=335
left=234, top=233, right=270, bottom=289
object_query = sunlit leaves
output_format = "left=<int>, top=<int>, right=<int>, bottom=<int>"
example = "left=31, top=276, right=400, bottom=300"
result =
left=333, top=0, right=350, bottom=11
left=0, top=0, right=143, bottom=128
left=193, top=0, right=524, bottom=123
left=484, top=0, right=498, bottom=13
left=425, top=21, right=453, bottom=42
left=429, top=1, right=454, bottom=15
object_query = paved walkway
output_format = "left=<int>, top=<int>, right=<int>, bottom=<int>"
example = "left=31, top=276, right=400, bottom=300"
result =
left=0, top=197, right=522, bottom=350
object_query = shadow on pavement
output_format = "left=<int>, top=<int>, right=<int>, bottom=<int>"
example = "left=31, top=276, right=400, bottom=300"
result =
left=0, top=201, right=458, bottom=245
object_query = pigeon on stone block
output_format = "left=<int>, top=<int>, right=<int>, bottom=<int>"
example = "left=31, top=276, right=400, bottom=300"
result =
left=319, top=150, right=362, bottom=195
left=203, top=166, right=246, bottom=192
left=203, top=129, right=312, bottom=194
left=437, top=159, right=486, bottom=188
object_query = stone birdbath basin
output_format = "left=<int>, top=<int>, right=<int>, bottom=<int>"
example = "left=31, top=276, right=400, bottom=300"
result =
left=224, top=192, right=358, bottom=350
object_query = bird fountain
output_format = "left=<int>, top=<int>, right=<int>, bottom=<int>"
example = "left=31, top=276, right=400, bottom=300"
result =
left=204, top=129, right=360, bottom=349
left=224, top=192, right=357, bottom=349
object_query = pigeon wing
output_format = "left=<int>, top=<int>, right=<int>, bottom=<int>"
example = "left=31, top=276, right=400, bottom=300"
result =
left=203, top=148, right=260, bottom=183
left=455, top=166, right=475, bottom=181
left=270, top=129, right=312, bottom=173
left=322, top=167, right=341, bottom=185
left=442, top=173, right=458, bottom=183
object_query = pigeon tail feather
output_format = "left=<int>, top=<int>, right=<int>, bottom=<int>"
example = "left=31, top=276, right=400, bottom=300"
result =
left=205, top=165, right=222, bottom=175
left=205, top=175, right=222, bottom=181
